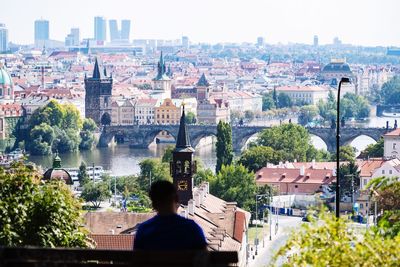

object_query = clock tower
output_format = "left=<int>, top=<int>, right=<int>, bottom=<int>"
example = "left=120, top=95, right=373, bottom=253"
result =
left=171, top=105, right=196, bottom=205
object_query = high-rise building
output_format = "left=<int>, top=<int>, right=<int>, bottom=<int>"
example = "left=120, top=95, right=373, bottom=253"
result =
left=257, top=36, right=264, bottom=47
left=333, top=36, right=342, bottom=46
left=0, top=23, right=8, bottom=53
left=94, top=16, right=107, bottom=43
left=121, top=19, right=131, bottom=41
left=84, top=58, right=113, bottom=124
left=34, top=19, right=49, bottom=47
left=313, top=35, right=319, bottom=46
left=182, top=36, right=189, bottom=48
left=109, top=19, right=119, bottom=41
left=65, top=28, right=80, bottom=46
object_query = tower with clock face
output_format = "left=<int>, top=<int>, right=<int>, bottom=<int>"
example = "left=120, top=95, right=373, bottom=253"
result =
left=171, top=105, right=196, bottom=205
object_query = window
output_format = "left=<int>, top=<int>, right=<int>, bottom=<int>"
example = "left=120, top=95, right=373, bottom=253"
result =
left=360, top=203, right=363, bottom=209
left=382, top=170, right=385, bottom=174
left=364, top=179, right=368, bottom=186
left=393, top=143, right=397, bottom=150
left=389, top=170, right=393, bottom=174
left=294, top=185, right=298, bottom=188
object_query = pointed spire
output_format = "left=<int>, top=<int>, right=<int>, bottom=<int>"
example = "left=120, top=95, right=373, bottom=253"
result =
left=175, top=105, right=192, bottom=150
left=52, top=151, right=62, bottom=169
left=93, top=57, right=101, bottom=79
left=197, top=73, right=210, bottom=86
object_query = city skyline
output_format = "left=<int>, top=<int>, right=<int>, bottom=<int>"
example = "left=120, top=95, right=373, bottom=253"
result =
left=2, top=0, right=400, bottom=46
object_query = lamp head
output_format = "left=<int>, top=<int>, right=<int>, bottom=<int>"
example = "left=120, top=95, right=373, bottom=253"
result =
left=340, top=77, right=350, bottom=83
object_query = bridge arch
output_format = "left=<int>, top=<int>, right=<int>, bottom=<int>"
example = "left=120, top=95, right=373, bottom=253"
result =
left=346, top=135, right=377, bottom=155
left=310, top=134, right=328, bottom=151
left=143, top=129, right=177, bottom=148
left=191, top=131, right=217, bottom=149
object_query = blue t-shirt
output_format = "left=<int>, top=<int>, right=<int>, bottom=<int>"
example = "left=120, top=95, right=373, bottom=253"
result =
left=134, top=214, right=207, bottom=250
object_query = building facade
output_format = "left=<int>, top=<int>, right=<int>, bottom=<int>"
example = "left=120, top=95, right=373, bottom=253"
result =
left=111, top=99, right=136, bottom=125
left=155, top=98, right=182, bottom=125
left=383, top=128, right=400, bottom=159
left=34, top=19, right=49, bottom=48
left=134, top=99, right=157, bottom=124
left=94, top=16, right=107, bottom=43
left=0, top=23, right=8, bottom=53
left=276, top=85, right=329, bottom=105
left=84, top=58, right=112, bottom=125
left=65, top=28, right=80, bottom=47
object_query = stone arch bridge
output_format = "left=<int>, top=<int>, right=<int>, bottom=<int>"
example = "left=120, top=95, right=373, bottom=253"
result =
left=99, top=125, right=388, bottom=153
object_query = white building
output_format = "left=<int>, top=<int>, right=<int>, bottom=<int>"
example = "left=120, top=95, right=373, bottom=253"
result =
left=134, top=98, right=158, bottom=124
left=276, top=85, right=330, bottom=105
left=383, top=128, right=400, bottom=159
left=111, top=98, right=136, bottom=125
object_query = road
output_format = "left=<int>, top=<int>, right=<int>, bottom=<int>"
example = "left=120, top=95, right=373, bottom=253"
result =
left=249, top=215, right=302, bottom=267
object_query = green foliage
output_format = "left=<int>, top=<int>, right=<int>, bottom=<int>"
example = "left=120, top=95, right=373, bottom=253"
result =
left=24, top=101, right=97, bottom=155
left=29, top=123, right=55, bottom=155
left=257, top=123, right=315, bottom=162
left=244, top=110, right=255, bottom=121
left=318, top=91, right=370, bottom=123
left=216, top=121, right=233, bottom=173
left=330, top=161, right=360, bottom=198
left=138, top=158, right=172, bottom=191
left=77, top=162, right=89, bottom=186
left=0, top=162, right=87, bottom=247
left=262, top=92, right=276, bottom=111
left=272, top=211, right=400, bottom=266
left=359, top=138, right=384, bottom=158
left=210, top=164, right=257, bottom=211
left=277, top=92, right=293, bottom=108
left=333, top=145, right=356, bottom=162
left=161, top=145, right=174, bottom=163
left=81, top=181, right=111, bottom=208
left=82, top=118, right=97, bottom=132
left=185, top=111, right=196, bottom=124
left=380, top=76, right=400, bottom=105
left=298, top=105, right=318, bottom=126
left=238, top=146, right=284, bottom=172
left=193, top=168, right=215, bottom=186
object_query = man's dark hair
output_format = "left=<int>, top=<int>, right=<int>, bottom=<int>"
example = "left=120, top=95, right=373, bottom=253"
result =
left=149, top=180, right=178, bottom=210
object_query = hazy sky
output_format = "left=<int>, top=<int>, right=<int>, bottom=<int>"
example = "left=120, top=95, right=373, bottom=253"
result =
left=2, top=0, right=400, bottom=46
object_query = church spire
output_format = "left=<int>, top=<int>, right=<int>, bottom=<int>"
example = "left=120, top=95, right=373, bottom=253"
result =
left=175, top=105, right=192, bottom=151
left=197, top=73, right=209, bottom=87
left=155, top=51, right=168, bottom=80
left=93, top=57, right=101, bottom=79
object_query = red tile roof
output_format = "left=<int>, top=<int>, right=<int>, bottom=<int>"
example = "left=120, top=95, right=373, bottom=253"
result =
left=255, top=167, right=335, bottom=184
left=90, top=234, right=134, bottom=250
left=384, top=128, right=400, bottom=136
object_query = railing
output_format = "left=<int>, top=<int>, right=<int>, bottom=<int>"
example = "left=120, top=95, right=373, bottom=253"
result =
left=0, top=247, right=238, bottom=267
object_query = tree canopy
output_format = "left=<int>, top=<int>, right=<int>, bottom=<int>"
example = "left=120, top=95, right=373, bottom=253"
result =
left=0, top=162, right=87, bottom=247
left=359, top=138, right=383, bottom=159
left=216, top=121, right=233, bottom=173
left=380, top=76, right=400, bottom=105
left=238, top=146, right=285, bottom=172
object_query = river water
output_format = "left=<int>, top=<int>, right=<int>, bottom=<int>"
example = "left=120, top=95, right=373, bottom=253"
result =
left=28, top=111, right=399, bottom=176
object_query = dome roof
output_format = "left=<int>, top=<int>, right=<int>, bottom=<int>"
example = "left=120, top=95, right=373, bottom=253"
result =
left=0, top=62, right=12, bottom=87
left=42, top=153, right=73, bottom=185
left=322, top=62, right=351, bottom=73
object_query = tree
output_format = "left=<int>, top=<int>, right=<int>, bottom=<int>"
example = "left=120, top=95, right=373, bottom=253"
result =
left=79, top=130, right=96, bottom=150
left=100, top=112, right=111, bottom=126
left=185, top=111, right=196, bottom=124
left=161, top=145, right=174, bottom=163
left=272, top=211, right=400, bottom=266
left=330, top=161, right=360, bottom=199
left=83, top=118, right=97, bottom=132
left=193, top=169, right=215, bottom=186
left=210, top=164, right=257, bottom=211
left=380, top=76, right=400, bottom=105
left=359, top=138, right=384, bottom=158
left=262, top=92, right=275, bottom=111
left=277, top=92, right=293, bottom=108
left=298, top=105, right=318, bottom=126
left=77, top=161, right=89, bottom=185
left=29, top=123, right=55, bottom=155
left=238, top=146, right=285, bottom=172
left=216, top=121, right=233, bottom=173
left=0, top=162, right=87, bottom=247
left=81, top=181, right=111, bottom=208
left=138, top=159, right=171, bottom=191
left=333, top=145, right=356, bottom=162
left=257, top=123, right=314, bottom=162
left=62, top=104, right=83, bottom=130
left=244, top=110, right=255, bottom=121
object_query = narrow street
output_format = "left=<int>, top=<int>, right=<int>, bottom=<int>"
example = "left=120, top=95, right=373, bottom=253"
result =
left=249, top=215, right=303, bottom=267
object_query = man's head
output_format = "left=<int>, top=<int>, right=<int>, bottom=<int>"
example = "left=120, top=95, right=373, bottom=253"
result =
left=149, top=180, right=179, bottom=214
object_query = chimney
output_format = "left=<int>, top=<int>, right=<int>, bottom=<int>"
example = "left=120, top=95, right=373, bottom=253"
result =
left=204, top=182, right=210, bottom=194
left=312, top=159, right=316, bottom=169
left=279, top=161, right=283, bottom=168
left=188, top=199, right=195, bottom=216
left=300, top=165, right=305, bottom=176
left=194, top=193, right=201, bottom=208
left=180, top=209, right=188, bottom=219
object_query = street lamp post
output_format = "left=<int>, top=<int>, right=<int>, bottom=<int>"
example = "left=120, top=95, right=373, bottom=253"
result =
left=336, top=77, right=351, bottom=218
left=255, top=194, right=269, bottom=255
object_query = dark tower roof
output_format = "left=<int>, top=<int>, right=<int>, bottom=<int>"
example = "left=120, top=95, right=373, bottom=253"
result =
left=43, top=153, right=73, bottom=185
left=93, top=57, right=101, bottom=79
left=197, top=73, right=210, bottom=87
left=154, top=51, right=170, bottom=81
left=174, top=105, right=194, bottom=152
